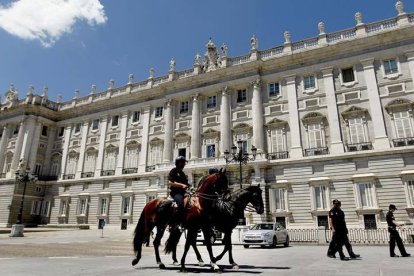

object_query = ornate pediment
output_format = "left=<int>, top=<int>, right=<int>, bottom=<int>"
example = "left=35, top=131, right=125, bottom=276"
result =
left=341, top=106, right=368, bottom=118
left=266, top=118, right=288, bottom=129
left=232, top=123, right=252, bottom=132
left=174, top=132, right=190, bottom=141
left=85, top=146, right=98, bottom=152
left=203, top=128, right=220, bottom=137
left=302, top=112, right=325, bottom=123
left=149, top=137, right=163, bottom=145
left=126, top=140, right=140, bottom=147
left=385, top=98, right=412, bottom=113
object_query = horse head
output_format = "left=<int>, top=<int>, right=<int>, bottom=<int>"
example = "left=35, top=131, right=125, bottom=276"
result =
left=198, top=167, right=229, bottom=196
left=245, top=185, right=264, bottom=215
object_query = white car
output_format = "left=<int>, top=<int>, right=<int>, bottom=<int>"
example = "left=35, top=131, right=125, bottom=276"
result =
left=242, top=223, right=289, bottom=248
left=196, top=228, right=223, bottom=245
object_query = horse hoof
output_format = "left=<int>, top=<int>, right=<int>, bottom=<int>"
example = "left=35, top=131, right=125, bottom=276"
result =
left=131, top=259, right=139, bottom=266
left=180, top=268, right=188, bottom=273
left=198, top=261, right=205, bottom=267
left=158, top=263, right=166, bottom=269
left=173, top=261, right=179, bottom=266
left=232, top=264, right=239, bottom=270
left=210, top=262, right=220, bottom=272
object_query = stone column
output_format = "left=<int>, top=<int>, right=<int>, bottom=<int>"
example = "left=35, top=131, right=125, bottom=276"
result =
left=10, top=118, right=28, bottom=174
left=19, top=116, right=37, bottom=162
left=406, top=51, right=414, bottom=83
left=42, top=126, right=57, bottom=176
left=60, top=125, right=72, bottom=179
left=220, top=87, right=231, bottom=156
left=27, top=120, right=42, bottom=171
left=190, top=94, right=201, bottom=159
left=75, top=121, right=89, bottom=178
left=116, top=111, right=129, bottom=175
left=95, top=116, right=108, bottom=176
left=139, top=106, right=151, bottom=173
left=0, top=125, right=12, bottom=172
left=321, top=68, right=344, bottom=153
left=163, top=100, right=174, bottom=162
left=251, top=78, right=265, bottom=154
left=285, top=75, right=303, bottom=158
left=361, top=58, right=390, bottom=149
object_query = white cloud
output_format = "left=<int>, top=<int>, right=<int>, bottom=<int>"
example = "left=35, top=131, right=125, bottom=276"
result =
left=0, top=0, right=107, bottom=47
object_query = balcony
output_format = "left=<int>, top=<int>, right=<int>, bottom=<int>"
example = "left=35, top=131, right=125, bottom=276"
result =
left=0, top=173, right=6, bottom=179
left=101, top=170, right=115, bottom=176
left=346, top=142, right=373, bottom=152
left=266, top=151, right=289, bottom=160
left=303, top=147, right=329, bottom=157
left=122, top=168, right=138, bottom=174
left=146, top=165, right=155, bottom=172
left=393, top=137, right=414, bottom=147
left=37, top=175, right=58, bottom=181
left=63, top=174, right=75, bottom=180
left=81, top=172, right=95, bottom=178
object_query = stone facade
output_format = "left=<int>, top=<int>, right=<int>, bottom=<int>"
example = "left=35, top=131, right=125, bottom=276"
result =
left=1, top=2, right=414, bottom=230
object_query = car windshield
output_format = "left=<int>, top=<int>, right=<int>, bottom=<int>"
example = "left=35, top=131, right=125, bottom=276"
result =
left=250, top=224, right=273, bottom=230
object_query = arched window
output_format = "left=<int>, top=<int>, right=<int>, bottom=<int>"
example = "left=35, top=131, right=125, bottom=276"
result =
left=124, top=141, right=140, bottom=169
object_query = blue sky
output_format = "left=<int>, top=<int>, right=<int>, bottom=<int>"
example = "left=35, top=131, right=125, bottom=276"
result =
left=0, top=0, right=412, bottom=102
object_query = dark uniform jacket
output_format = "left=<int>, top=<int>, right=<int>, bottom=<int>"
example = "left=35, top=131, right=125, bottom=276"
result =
left=386, top=211, right=397, bottom=230
left=168, top=167, right=189, bottom=194
left=329, top=207, right=348, bottom=234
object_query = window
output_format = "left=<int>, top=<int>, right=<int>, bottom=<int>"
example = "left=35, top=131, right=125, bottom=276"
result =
left=155, top=106, right=163, bottom=118
left=237, top=89, right=247, bottom=103
left=276, top=217, right=286, bottom=228
left=74, top=123, right=81, bottom=134
left=34, top=163, right=42, bottom=176
left=269, top=83, right=280, bottom=97
left=13, top=125, right=19, bottom=135
left=383, top=59, right=398, bottom=75
left=304, top=75, right=316, bottom=90
left=59, top=200, right=68, bottom=216
left=341, top=68, right=355, bottom=83
left=84, top=150, right=97, bottom=172
left=100, top=198, right=108, bottom=215
left=150, top=144, right=163, bottom=165
left=31, top=200, right=41, bottom=215
left=180, top=101, right=189, bottom=114
left=122, top=197, right=131, bottom=215
left=35, top=186, right=42, bottom=193
left=317, top=215, right=329, bottom=228
left=348, top=118, right=367, bottom=144
left=79, top=198, right=87, bottom=215
left=307, top=123, right=324, bottom=148
left=363, top=214, right=377, bottom=229
left=207, top=96, right=217, bottom=108
left=65, top=153, right=79, bottom=175
left=178, top=148, right=186, bottom=158
left=314, top=186, right=328, bottom=210
left=271, top=188, right=286, bottom=211
left=124, top=144, right=139, bottom=169
left=58, top=127, right=64, bottom=137
left=406, top=180, right=414, bottom=207
left=236, top=134, right=249, bottom=153
left=270, top=129, right=285, bottom=153
left=103, top=148, right=118, bottom=171
left=41, top=201, right=50, bottom=216
left=357, top=183, right=375, bottom=208
left=207, top=144, right=216, bottom=158
left=393, top=111, right=413, bottom=138
left=50, top=159, right=60, bottom=177
left=112, top=115, right=119, bottom=127
left=146, top=195, right=156, bottom=203
left=92, top=119, right=100, bottom=130
left=41, top=125, right=48, bottom=136
left=132, top=111, right=140, bottom=123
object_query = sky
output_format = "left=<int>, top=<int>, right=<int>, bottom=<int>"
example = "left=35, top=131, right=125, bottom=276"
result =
left=0, top=0, right=413, bottom=102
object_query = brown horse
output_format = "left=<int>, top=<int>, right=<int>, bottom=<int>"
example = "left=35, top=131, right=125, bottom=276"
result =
left=131, top=169, right=229, bottom=269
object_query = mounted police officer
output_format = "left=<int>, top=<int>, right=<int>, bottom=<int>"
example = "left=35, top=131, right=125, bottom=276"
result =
left=387, top=204, right=410, bottom=257
left=327, top=199, right=359, bottom=260
left=168, top=156, right=190, bottom=225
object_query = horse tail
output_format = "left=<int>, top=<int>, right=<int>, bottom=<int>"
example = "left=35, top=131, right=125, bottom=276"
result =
left=132, top=201, right=155, bottom=266
left=164, top=227, right=182, bottom=254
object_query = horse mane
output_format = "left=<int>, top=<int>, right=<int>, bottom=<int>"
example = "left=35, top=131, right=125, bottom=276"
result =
left=197, top=173, right=218, bottom=194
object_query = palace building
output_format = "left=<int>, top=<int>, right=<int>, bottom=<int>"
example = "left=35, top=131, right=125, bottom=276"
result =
left=1, top=1, right=414, bottom=230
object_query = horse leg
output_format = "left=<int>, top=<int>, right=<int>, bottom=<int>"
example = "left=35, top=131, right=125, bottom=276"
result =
left=180, top=229, right=196, bottom=273
left=153, top=227, right=166, bottom=269
left=226, top=231, right=239, bottom=270
left=201, top=227, right=220, bottom=271
left=172, top=247, right=179, bottom=266
left=191, top=242, right=204, bottom=267
left=214, top=231, right=230, bottom=263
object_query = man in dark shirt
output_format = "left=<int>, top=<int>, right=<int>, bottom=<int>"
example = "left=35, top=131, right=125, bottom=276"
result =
left=386, top=204, right=410, bottom=257
left=168, top=156, right=190, bottom=224
left=327, top=199, right=359, bottom=260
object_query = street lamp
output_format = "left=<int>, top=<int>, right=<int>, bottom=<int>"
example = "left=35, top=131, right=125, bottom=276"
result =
left=10, top=160, right=37, bottom=237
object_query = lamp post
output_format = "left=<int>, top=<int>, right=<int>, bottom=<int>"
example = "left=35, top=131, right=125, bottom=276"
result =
left=10, top=160, right=37, bottom=237
left=224, top=140, right=257, bottom=189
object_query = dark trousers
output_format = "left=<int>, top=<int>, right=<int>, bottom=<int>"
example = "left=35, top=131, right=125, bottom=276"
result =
left=389, top=228, right=408, bottom=256
left=170, top=192, right=185, bottom=225
left=328, top=231, right=346, bottom=258
left=328, top=233, right=355, bottom=257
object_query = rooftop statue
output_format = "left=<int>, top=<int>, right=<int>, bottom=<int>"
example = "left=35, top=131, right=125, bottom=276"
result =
left=203, top=38, right=219, bottom=72
left=250, top=35, right=258, bottom=50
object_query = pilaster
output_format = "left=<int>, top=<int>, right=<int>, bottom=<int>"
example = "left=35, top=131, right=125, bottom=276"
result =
left=10, top=118, right=27, bottom=175
left=0, top=125, right=12, bottom=172
left=220, top=87, right=231, bottom=156
left=95, top=116, right=108, bottom=176
left=116, top=111, right=129, bottom=175
left=285, top=75, right=303, bottom=158
left=138, top=106, right=151, bottom=173
left=360, top=58, right=390, bottom=149
left=42, top=126, right=57, bottom=176
left=76, top=121, right=89, bottom=178
left=190, top=94, right=201, bottom=159
left=405, top=50, right=414, bottom=84
left=27, top=120, right=42, bottom=172
left=60, top=125, right=72, bottom=179
left=163, top=100, right=174, bottom=162
left=321, top=68, right=344, bottom=153
left=251, top=78, right=265, bottom=154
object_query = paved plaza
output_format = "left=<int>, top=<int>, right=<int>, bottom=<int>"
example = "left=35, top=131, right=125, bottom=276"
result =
left=0, top=228, right=414, bottom=275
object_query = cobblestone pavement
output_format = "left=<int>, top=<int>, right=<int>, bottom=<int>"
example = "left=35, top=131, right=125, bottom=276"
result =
left=1, top=229, right=414, bottom=275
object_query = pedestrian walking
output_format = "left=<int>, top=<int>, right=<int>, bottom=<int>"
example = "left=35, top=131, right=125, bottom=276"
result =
left=387, top=204, right=411, bottom=258
left=327, top=199, right=359, bottom=260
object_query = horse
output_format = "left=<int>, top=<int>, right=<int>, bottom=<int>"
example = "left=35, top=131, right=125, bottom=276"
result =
left=131, top=168, right=229, bottom=269
left=165, top=185, right=265, bottom=272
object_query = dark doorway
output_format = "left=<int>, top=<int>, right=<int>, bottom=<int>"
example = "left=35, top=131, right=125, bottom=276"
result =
left=121, top=219, right=128, bottom=230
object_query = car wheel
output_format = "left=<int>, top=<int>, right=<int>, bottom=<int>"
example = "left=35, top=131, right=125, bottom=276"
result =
left=243, top=245, right=249, bottom=249
left=284, top=236, right=289, bottom=247
left=271, top=237, right=277, bottom=248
